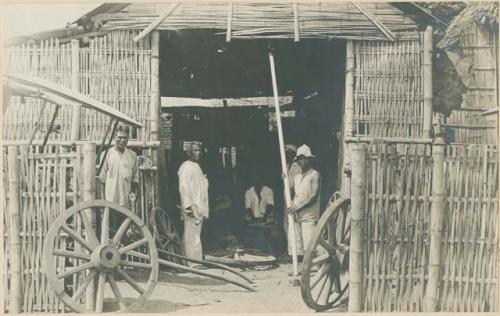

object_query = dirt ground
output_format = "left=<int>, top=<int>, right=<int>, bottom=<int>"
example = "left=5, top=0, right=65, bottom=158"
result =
left=107, top=263, right=347, bottom=313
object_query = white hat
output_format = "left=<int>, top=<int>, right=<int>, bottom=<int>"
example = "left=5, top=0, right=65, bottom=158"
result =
left=285, top=144, right=297, bottom=152
left=295, top=144, right=316, bottom=159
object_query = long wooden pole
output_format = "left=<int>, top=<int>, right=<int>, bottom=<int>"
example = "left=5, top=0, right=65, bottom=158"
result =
left=82, top=143, right=96, bottom=310
left=423, top=26, right=433, bottom=138
left=8, top=146, right=22, bottom=314
left=342, top=40, right=355, bottom=197
left=150, top=30, right=162, bottom=209
left=70, top=39, right=81, bottom=141
left=348, top=143, right=366, bottom=312
left=268, top=52, right=299, bottom=279
left=425, top=133, right=445, bottom=311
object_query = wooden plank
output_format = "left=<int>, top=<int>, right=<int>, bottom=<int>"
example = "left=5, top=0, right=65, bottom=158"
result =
left=133, top=3, right=180, bottom=42
left=226, top=3, right=233, bottom=42
left=5, top=73, right=143, bottom=128
left=161, top=96, right=293, bottom=108
left=351, top=2, right=396, bottom=41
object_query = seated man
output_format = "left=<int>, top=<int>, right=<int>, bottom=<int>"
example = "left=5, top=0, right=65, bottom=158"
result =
left=239, top=174, right=281, bottom=255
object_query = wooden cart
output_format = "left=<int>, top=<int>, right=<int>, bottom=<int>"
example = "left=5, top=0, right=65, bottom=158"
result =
left=300, top=193, right=351, bottom=311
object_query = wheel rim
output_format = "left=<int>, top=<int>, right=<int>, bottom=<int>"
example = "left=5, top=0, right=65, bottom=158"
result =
left=43, top=200, right=159, bottom=313
left=300, top=197, right=351, bottom=311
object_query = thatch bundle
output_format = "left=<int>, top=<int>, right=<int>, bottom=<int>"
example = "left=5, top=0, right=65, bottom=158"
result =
left=97, top=2, right=419, bottom=40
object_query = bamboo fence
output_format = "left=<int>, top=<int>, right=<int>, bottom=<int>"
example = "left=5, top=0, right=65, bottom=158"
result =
left=444, top=24, right=498, bottom=144
left=439, top=144, right=498, bottom=312
left=3, top=30, right=152, bottom=143
left=99, top=2, right=419, bottom=41
left=352, top=39, right=424, bottom=139
left=360, top=141, right=498, bottom=312
left=2, top=144, right=90, bottom=313
left=362, top=142, right=433, bottom=312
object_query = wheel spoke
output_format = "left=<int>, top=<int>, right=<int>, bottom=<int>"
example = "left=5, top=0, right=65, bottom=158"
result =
left=332, top=272, right=342, bottom=295
left=101, top=207, right=110, bottom=244
left=57, top=261, right=95, bottom=279
left=95, top=272, right=107, bottom=313
left=310, top=263, right=330, bottom=289
left=53, top=249, right=90, bottom=261
left=61, top=225, right=94, bottom=252
left=78, top=210, right=100, bottom=247
left=315, top=270, right=330, bottom=302
left=120, top=260, right=152, bottom=269
left=72, top=269, right=97, bottom=301
left=126, top=250, right=150, bottom=260
left=318, top=238, right=337, bottom=257
left=112, top=218, right=132, bottom=244
left=115, top=267, right=145, bottom=295
left=119, top=238, right=148, bottom=255
left=108, top=273, right=127, bottom=310
left=312, top=253, right=330, bottom=266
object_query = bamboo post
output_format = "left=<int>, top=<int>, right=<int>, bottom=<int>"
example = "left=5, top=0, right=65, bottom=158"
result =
left=425, top=132, right=446, bottom=311
left=341, top=40, right=355, bottom=197
left=82, top=142, right=96, bottom=310
left=150, top=31, right=160, bottom=142
left=423, top=26, right=433, bottom=138
left=348, top=143, right=366, bottom=312
left=70, top=39, right=81, bottom=141
left=7, top=146, right=22, bottom=314
left=268, top=51, right=299, bottom=281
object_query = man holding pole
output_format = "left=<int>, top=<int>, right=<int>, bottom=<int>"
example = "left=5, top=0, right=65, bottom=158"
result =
left=287, top=144, right=321, bottom=271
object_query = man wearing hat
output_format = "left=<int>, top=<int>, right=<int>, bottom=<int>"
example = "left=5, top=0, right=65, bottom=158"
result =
left=287, top=144, right=321, bottom=266
left=283, top=144, right=302, bottom=258
left=98, top=125, right=139, bottom=209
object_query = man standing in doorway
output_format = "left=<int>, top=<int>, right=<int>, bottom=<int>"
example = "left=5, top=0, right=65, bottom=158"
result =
left=287, top=145, right=321, bottom=271
left=283, top=144, right=302, bottom=260
left=178, top=141, right=209, bottom=264
left=98, top=125, right=139, bottom=209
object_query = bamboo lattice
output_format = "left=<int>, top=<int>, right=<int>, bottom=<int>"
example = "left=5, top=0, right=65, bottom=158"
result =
left=362, top=142, right=433, bottom=312
left=439, top=144, right=498, bottom=312
left=79, top=30, right=152, bottom=141
left=3, top=30, right=152, bottom=143
left=353, top=39, right=424, bottom=138
left=3, top=145, right=87, bottom=312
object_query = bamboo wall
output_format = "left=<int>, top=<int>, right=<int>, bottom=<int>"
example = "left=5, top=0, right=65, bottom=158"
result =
left=3, top=145, right=89, bottom=312
left=352, top=40, right=424, bottom=138
left=360, top=142, right=498, bottom=312
left=362, top=143, right=433, bottom=311
left=439, top=144, right=498, bottom=311
left=3, top=30, right=152, bottom=142
left=445, top=25, right=498, bottom=144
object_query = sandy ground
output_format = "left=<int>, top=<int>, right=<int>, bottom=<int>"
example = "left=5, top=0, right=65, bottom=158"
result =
left=104, top=263, right=348, bottom=313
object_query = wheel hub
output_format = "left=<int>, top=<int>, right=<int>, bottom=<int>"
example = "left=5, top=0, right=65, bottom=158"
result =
left=92, top=245, right=121, bottom=271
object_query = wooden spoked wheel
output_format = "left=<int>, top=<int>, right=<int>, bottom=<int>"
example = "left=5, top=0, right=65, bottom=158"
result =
left=300, top=197, right=351, bottom=311
left=149, top=207, right=186, bottom=265
left=43, top=200, right=159, bottom=313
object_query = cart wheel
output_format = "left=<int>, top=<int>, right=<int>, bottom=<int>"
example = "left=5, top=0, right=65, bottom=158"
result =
left=43, top=200, right=159, bottom=313
left=300, top=196, right=351, bottom=311
left=149, top=207, right=186, bottom=265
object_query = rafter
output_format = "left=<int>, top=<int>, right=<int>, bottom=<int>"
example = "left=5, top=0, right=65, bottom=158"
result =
left=351, top=2, right=396, bottom=41
left=133, top=3, right=180, bottom=42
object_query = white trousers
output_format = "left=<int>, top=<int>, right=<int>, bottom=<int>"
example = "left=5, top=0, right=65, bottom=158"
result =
left=183, top=217, right=203, bottom=262
left=285, top=215, right=315, bottom=256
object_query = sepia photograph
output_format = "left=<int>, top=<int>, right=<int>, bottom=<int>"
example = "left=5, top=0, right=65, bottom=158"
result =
left=1, top=0, right=498, bottom=313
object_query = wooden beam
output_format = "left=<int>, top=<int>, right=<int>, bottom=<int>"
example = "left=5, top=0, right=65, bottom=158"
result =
left=133, top=3, right=180, bottom=42
left=5, top=73, right=143, bottom=128
left=70, top=39, right=81, bottom=141
left=150, top=31, right=160, bottom=141
left=293, top=3, right=299, bottom=42
left=423, top=26, right=433, bottom=138
left=161, top=96, right=293, bottom=108
left=351, top=2, right=396, bottom=41
left=226, top=3, right=233, bottom=42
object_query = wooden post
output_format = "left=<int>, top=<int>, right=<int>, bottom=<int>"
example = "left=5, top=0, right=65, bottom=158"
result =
left=425, top=133, right=446, bottom=311
left=150, top=31, right=160, bottom=142
left=7, top=146, right=22, bottom=314
left=348, top=143, right=366, bottom=312
left=341, top=40, right=355, bottom=197
left=423, top=26, right=433, bottom=138
left=70, top=39, right=81, bottom=141
left=82, top=142, right=96, bottom=310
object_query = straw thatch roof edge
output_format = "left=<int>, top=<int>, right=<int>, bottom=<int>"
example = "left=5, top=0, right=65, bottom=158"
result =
left=438, top=2, right=498, bottom=50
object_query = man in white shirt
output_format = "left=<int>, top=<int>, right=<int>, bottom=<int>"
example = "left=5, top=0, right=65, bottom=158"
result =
left=178, top=141, right=209, bottom=263
left=98, top=125, right=139, bottom=209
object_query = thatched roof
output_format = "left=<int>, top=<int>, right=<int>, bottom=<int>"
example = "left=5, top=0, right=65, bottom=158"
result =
left=438, top=2, right=498, bottom=50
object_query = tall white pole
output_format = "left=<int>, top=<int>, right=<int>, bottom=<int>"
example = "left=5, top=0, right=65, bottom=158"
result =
left=268, top=52, right=299, bottom=278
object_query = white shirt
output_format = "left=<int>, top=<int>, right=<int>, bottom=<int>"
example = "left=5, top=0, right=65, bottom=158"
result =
left=178, top=160, right=209, bottom=218
left=245, top=186, right=274, bottom=218
left=98, top=146, right=139, bottom=208
left=293, top=169, right=321, bottom=221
